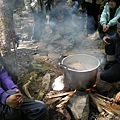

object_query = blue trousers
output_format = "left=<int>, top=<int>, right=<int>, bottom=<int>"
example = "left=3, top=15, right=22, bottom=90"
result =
left=98, top=22, right=117, bottom=39
left=0, top=90, right=47, bottom=120
left=31, top=11, right=45, bottom=40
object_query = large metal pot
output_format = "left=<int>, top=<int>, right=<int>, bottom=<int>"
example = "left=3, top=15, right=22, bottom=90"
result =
left=58, top=54, right=100, bottom=90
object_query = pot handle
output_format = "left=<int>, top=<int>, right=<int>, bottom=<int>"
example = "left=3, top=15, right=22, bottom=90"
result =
left=58, top=55, right=67, bottom=63
left=58, top=55, right=74, bottom=70
left=58, top=55, right=68, bottom=69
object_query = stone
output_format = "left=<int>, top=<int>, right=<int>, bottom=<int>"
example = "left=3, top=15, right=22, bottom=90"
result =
left=67, top=91, right=89, bottom=120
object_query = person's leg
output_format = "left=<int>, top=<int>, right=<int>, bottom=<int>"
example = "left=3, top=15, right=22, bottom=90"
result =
left=87, top=15, right=96, bottom=35
left=104, top=42, right=116, bottom=70
left=0, top=104, right=5, bottom=120
left=71, top=1, right=79, bottom=14
left=100, top=63, right=120, bottom=83
left=21, top=98, right=47, bottom=120
left=0, top=90, right=21, bottom=120
left=31, top=12, right=39, bottom=40
left=98, top=22, right=105, bottom=39
left=106, top=25, right=117, bottom=36
left=31, top=12, right=45, bottom=40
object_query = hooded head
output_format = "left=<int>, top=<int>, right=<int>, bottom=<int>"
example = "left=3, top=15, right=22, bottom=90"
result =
left=108, top=0, right=120, bottom=5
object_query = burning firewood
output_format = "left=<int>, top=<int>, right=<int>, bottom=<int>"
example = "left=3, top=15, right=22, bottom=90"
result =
left=89, top=91, right=103, bottom=113
left=56, top=107, right=71, bottom=120
left=56, top=96, right=71, bottom=108
left=45, top=97, right=62, bottom=105
left=44, top=90, right=76, bottom=119
left=48, top=90, right=76, bottom=98
left=91, top=91, right=120, bottom=117
left=56, top=91, right=76, bottom=108
left=94, top=92, right=115, bottom=102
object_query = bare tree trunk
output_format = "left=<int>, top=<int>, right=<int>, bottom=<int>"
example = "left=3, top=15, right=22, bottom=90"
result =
left=0, top=3, right=12, bottom=56
left=0, top=2, right=18, bottom=82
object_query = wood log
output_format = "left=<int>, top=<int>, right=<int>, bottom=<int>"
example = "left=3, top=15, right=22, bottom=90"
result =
left=45, top=97, right=62, bottom=105
left=103, top=106, right=120, bottom=116
left=94, top=92, right=115, bottom=102
left=56, top=108, right=71, bottom=120
left=56, top=95, right=71, bottom=108
left=48, top=90, right=76, bottom=98
left=89, top=91, right=103, bottom=113
left=92, top=92, right=120, bottom=116
left=56, top=91, right=75, bottom=108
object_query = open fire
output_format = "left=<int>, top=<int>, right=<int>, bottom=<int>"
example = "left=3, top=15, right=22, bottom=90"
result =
left=27, top=54, right=120, bottom=120
left=42, top=80, right=120, bottom=120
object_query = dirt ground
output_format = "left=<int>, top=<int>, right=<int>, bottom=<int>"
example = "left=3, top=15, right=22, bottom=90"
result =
left=11, top=2, right=116, bottom=120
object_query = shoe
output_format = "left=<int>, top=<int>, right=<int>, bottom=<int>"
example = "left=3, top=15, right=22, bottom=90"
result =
left=15, top=40, right=19, bottom=47
left=104, top=61, right=117, bottom=70
left=84, top=34, right=95, bottom=40
left=13, top=35, right=20, bottom=47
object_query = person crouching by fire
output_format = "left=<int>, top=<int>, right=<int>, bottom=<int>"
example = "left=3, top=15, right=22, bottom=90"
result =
left=97, top=17, right=120, bottom=102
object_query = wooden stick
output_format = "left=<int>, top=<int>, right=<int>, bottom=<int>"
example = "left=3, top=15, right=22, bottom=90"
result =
left=94, top=92, right=115, bottom=102
left=56, top=108, right=71, bottom=120
left=56, top=91, right=75, bottom=108
left=48, top=90, right=76, bottom=98
left=45, top=97, right=62, bottom=104
left=89, top=91, right=103, bottom=113
left=22, top=80, right=34, bottom=99
left=56, top=96, right=71, bottom=108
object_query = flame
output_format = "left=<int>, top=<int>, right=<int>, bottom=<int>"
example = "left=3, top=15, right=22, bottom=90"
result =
left=85, top=83, right=96, bottom=92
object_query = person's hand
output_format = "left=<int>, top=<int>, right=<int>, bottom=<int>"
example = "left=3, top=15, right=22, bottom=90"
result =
left=103, top=24, right=107, bottom=32
left=6, top=90, right=23, bottom=109
left=103, top=24, right=109, bottom=32
left=115, top=92, right=120, bottom=103
left=102, top=36, right=110, bottom=45
left=105, top=24, right=109, bottom=31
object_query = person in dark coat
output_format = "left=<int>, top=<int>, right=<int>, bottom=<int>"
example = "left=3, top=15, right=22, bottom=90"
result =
left=0, top=64, right=47, bottom=120
left=84, top=0, right=102, bottom=39
left=97, top=18, right=120, bottom=103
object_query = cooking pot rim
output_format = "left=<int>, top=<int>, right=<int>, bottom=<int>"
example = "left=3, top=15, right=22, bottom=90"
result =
left=61, top=54, right=100, bottom=72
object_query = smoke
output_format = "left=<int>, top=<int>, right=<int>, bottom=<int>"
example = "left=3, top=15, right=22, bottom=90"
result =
left=41, top=2, right=87, bottom=54
left=13, top=0, right=104, bottom=60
